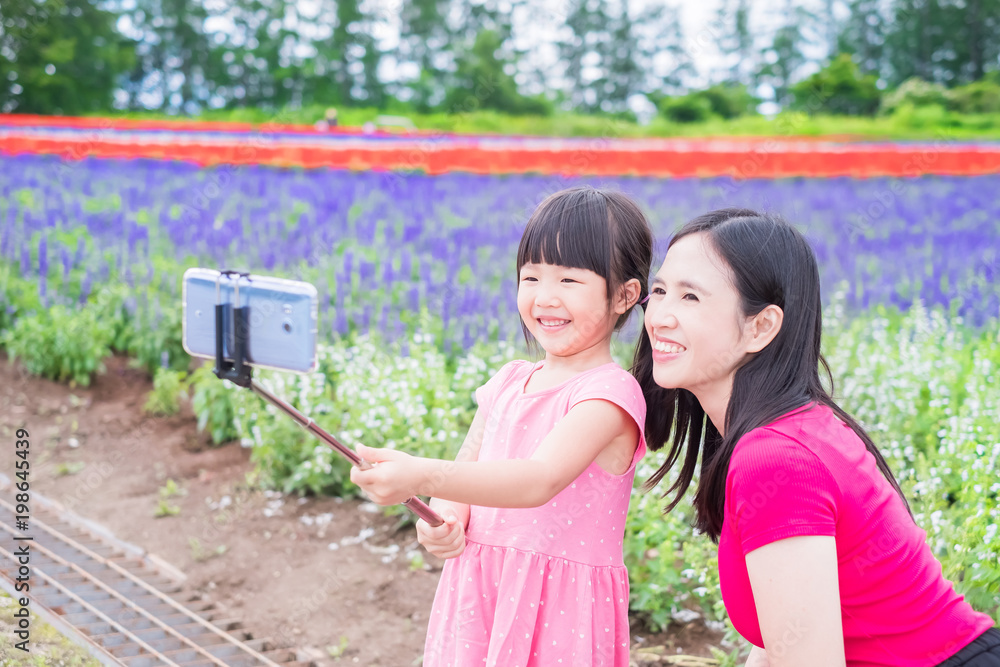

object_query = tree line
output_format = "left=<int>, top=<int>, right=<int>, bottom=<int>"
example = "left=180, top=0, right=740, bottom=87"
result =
left=1, top=0, right=999, bottom=118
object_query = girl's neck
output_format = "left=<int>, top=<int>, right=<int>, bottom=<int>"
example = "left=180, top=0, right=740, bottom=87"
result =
left=536, top=339, right=615, bottom=382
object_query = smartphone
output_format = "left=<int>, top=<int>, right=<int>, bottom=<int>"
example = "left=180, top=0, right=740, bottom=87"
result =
left=182, top=268, right=319, bottom=373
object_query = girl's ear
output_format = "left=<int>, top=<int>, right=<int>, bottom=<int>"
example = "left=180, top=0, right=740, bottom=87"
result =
left=615, top=278, right=643, bottom=315
left=744, top=304, right=783, bottom=353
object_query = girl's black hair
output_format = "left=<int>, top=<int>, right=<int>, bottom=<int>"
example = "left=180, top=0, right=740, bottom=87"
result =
left=516, top=187, right=653, bottom=348
left=634, top=208, right=910, bottom=542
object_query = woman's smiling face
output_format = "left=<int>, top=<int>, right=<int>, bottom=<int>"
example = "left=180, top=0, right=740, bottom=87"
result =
left=644, top=232, right=751, bottom=401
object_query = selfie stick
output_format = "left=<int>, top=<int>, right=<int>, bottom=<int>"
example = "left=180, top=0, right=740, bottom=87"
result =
left=211, top=271, right=444, bottom=527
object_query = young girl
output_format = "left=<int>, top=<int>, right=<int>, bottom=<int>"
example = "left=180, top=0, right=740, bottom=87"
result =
left=351, top=186, right=653, bottom=667
left=637, top=208, right=997, bottom=667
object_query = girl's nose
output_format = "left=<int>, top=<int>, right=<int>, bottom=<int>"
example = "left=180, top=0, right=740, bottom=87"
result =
left=535, top=287, right=560, bottom=307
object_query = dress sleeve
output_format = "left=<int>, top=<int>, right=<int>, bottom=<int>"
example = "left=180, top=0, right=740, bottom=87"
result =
left=567, top=366, right=647, bottom=465
left=727, top=428, right=840, bottom=555
left=474, top=360, right=527, bottom=411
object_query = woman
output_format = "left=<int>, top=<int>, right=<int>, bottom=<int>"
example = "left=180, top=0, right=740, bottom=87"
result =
left=635, top=208, right=998, bottom=666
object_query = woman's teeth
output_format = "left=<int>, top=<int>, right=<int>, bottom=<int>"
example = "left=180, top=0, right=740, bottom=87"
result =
left=653, top=341, right=685, bottom=354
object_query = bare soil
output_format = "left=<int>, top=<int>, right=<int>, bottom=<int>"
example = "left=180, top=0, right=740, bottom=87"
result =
left=0, top=353, right=724, bottom=666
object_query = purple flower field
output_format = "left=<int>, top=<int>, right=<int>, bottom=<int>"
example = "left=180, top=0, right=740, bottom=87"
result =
left=2, top=154, right=998, bottom=348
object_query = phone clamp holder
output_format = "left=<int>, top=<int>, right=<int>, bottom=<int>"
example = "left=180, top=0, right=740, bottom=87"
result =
left=213, top=270, right=254, bottom=388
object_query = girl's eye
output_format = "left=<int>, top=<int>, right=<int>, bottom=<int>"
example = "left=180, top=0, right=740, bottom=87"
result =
left=521, top=276, right=537, bottom=282
left=561, top=278, right=577, bottom=283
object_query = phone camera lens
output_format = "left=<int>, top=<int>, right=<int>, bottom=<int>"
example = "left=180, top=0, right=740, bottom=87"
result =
left=282, top=319, right=293, bottom=334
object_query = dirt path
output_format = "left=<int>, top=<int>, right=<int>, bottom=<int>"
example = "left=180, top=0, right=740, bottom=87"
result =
left=0, top=354, right=723, bottom=666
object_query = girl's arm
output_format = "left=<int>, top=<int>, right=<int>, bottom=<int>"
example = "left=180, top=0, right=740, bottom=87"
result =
left=413, top=407, right=489, bottom=559
left=350, top=398, right=638, bottom=508
left=425, top=406, right=488, bottom=527
left=744, top=535, right=846, bottom=667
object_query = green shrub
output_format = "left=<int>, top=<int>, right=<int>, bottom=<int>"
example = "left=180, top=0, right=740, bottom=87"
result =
left=190, top=363, right=242, bottom=445
left=128, top=299, right=188, bottom=375
left=791, top=54, right=881, bottom=116
left=882, top=77, right=1000, bottom=116
left=658, top=84, right=758, bottom=124
left=0, top=303, right=113, bottom=386
left=880, top=77, right=951, bottom=115
left=0, top=264, right=44, bottom=338
left=697, top=84, right=758, bottom=119
left=948, top=79, right=1000, bottom=114
left=890, top=102, right=953, bottom=129
left=144, top=367, right=189, bottom=416
left=659, top=94, right=715, bottom=123
left=89, top=282, right=136, bottom=353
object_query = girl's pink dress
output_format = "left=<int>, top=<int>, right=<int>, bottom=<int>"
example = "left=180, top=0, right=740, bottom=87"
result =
left=424, top=360, right=647, bottom=667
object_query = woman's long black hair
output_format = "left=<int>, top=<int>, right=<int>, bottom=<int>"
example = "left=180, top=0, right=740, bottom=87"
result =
left=633, top=208, right=910, bottom=542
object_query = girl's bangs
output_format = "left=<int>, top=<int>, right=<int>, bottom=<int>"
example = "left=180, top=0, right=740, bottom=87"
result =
left=517, top=192, right=612, bottom=279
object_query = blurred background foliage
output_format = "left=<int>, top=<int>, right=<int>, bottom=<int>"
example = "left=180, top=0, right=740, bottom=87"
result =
left=2, top=0, right=1000, bottom=129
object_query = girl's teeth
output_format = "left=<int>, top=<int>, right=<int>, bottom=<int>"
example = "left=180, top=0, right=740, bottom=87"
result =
left=540, top=319, right=569, bottom=326
left=653, top=341, right=685, bottom=354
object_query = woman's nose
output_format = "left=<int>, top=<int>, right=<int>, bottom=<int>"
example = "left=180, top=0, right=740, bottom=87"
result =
left=645, top=299, right=678, bottom=329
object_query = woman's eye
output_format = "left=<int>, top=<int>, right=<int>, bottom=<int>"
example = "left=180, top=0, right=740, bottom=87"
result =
left=651, top=287, right=666, bottom=295
left=682, top=293, right=699, bottom=302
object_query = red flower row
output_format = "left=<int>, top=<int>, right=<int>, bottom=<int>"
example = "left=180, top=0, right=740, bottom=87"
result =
left=2, top=115, right=999, bottom=177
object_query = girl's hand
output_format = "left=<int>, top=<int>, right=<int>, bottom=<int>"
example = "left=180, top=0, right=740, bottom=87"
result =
left=416, top=513, right=466, bottom=559
left=349, top=444, right=419, bottom=506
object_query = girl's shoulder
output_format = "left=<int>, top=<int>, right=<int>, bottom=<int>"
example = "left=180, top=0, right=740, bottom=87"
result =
left=572, top=362, right=642, bottom=392
left=567, top=363, right=646, bottom=416
left=475, top=359, right=535, bottom=407
left=492, top=359, right=535, bottom=385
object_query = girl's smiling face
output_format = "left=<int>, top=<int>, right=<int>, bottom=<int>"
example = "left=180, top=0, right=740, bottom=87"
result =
left=517, top=262, right=620, bottom=362
left=644, top=233, right=752, bottom=405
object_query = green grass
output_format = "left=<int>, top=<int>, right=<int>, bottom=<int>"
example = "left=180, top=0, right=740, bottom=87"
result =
left=0, top=592, right=103, bottom=667
left=91, top=106, right=1000, bottom=140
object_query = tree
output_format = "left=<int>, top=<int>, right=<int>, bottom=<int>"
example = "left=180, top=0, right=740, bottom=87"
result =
left=757, top=1, right=816, bottom=107
left=211, top=0, right=308, bottom=110
left=443, top=28, right=550, bottom=115
left=642, top=3, right=692, bottom=95
left=558, top=0, right=611, bottom=112
left=558, top=0, right=660, bottom=113
left=307, top=0, right=386, bottom=107
left=0, top=0, right=135, bottom=114
left=836, top=0, right=886, bottom=77
left=714, top=0, right=755, bottom=86
left=397, top=0, right=454, bottom=112
left=122, top=0, right=216, bottom=112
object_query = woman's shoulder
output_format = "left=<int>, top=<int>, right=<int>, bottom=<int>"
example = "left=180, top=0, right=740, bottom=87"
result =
left=730, top=405, right=846, bottom=485
left=739, top=404, right=840, bottom=445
